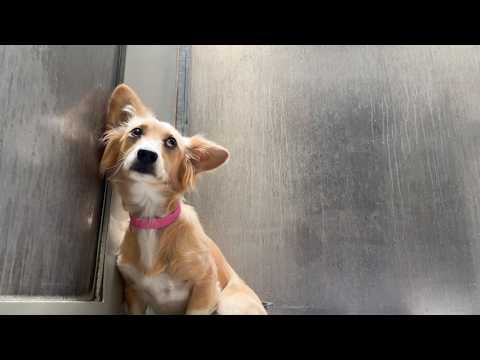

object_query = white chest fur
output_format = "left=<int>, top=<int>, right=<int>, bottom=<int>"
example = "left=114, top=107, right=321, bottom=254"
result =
left=118, top=260, right=192, bottom=314
left=117, top=228, right=192, bottom=314
left=137, top=229, right=159, bottom=270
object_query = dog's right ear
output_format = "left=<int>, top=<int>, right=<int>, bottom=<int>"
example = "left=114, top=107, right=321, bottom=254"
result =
left=106, top=84, right=150, bottom=129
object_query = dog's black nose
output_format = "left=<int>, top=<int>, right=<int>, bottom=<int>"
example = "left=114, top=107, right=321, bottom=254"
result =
left=137, top=149, right=158, bottom=164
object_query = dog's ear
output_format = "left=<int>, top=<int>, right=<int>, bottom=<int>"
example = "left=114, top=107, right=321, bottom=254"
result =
left=106, top=84, right=149, bottom=129
left=187, top=135, right=230, bottom=173
left=178, top=135, right=229, bottom=191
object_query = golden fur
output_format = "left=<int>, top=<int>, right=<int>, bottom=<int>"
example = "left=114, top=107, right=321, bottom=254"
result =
left=100, top=84, right=267, bottom=315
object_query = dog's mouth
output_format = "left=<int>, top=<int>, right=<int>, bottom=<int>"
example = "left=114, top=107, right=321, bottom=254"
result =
left=130, top=162, right=155, bottom=176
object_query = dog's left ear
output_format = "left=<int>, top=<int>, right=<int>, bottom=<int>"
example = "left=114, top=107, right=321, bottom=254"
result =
left=178, top=135, right=229, bottom=191
left=187, top=135, right=230, bottom=173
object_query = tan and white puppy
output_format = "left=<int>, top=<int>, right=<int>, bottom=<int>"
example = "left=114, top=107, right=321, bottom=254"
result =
left=100, top=84, right=267, bottom=315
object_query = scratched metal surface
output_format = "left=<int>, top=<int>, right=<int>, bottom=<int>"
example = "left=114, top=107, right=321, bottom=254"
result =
left=0, top=45, right=119, bottom=297
left=185, top=45, right=480, bottom=314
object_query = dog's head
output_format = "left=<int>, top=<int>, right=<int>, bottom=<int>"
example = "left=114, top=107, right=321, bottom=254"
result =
left=100, top=84, right=229, bottom=195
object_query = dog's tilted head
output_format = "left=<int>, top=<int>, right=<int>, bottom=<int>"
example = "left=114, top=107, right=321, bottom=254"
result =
left=100, top=84, right=229, bottom=200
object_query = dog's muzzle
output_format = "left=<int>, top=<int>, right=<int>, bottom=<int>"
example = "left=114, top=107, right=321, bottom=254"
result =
left=131, top=149, right=158, bottom=175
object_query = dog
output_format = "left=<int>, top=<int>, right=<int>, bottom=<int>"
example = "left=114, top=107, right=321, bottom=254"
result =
left=99, top=84, right=267, bottom=315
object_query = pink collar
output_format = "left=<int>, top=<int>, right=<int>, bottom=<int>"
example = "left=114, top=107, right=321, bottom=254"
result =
left=130, top=202, right=182, bottom=230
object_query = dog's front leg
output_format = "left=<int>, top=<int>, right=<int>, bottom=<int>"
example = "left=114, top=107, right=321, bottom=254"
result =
left=125, top=285, right=147, bottom=315
left=185, top=279, right=219, bottom=315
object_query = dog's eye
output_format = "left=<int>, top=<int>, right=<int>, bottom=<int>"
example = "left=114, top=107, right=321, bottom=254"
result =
left=164, top=136, right=177, bottom=149
left=130, top=127, right=143, bottom=137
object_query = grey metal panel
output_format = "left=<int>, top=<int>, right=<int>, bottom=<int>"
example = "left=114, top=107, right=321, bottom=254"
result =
left=123, top=45, right=179, bottom=124
left=186, top=45, right=480, bottom=314
left=0, top=45, right=119, bottom=297
left=0, top=186, right=124, bottom=313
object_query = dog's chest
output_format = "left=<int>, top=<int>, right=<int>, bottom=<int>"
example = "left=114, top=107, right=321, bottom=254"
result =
left=118, top=261, right=192, bottom=314
left=118, top=230, right=192, bottom=314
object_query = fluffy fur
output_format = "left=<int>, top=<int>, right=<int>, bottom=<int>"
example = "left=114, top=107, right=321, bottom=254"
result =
left=100, top=84, right=267, bottom=315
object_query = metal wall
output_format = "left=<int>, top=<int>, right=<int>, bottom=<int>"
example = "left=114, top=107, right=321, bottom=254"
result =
left=185, top=46, right=480, bottom=314
left=0, top=45, right=119, bottom=297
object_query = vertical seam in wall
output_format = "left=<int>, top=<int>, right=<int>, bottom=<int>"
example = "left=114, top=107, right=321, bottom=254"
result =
left=92, top=44, right=128, bottom=301
left=175, top=45, right=192, bottom=135
left=174, top=47, right=180, bottom=128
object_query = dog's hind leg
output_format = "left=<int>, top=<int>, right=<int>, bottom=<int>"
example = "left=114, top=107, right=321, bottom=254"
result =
left=216, top=278, right=267, bottom=315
